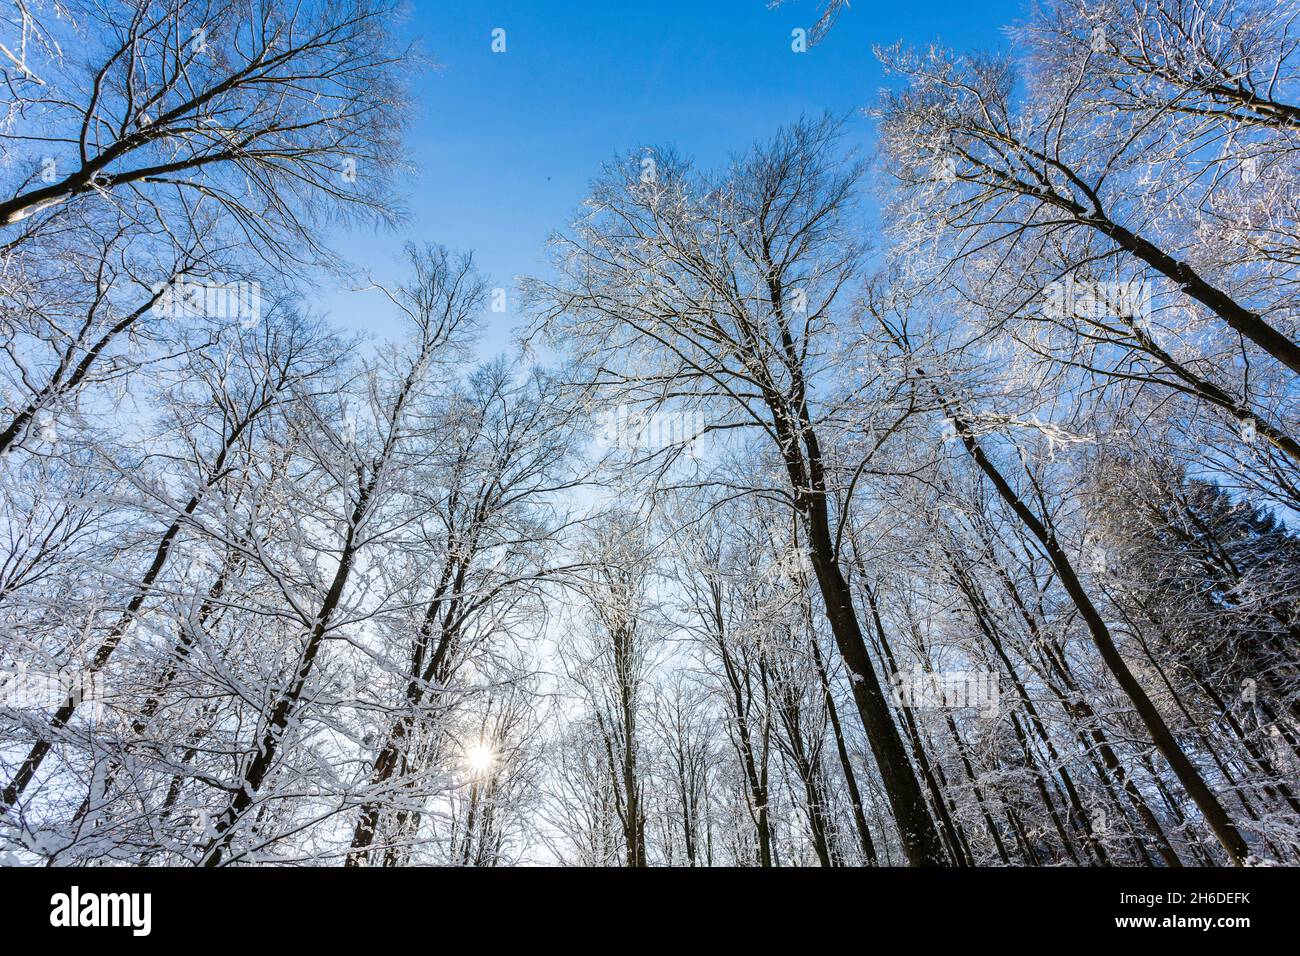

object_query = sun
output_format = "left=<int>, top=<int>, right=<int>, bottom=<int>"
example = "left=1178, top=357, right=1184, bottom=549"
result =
left=464, top=741, right=496, bottom=777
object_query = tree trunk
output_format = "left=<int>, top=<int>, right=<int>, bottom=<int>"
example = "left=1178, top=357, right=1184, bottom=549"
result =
left=947, top=407, right=1250, bottom=864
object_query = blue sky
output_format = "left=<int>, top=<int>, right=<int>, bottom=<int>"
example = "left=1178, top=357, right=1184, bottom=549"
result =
left=322, top=0, right=1024, bottom=354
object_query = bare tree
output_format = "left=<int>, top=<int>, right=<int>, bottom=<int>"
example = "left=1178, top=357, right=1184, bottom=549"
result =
left=527, top=117, right=949, bottom=865
left=0, top=0, right=410, bottom=261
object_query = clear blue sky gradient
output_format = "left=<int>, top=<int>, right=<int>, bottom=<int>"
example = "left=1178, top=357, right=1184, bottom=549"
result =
left=321, top=0, right=1024, bottom=354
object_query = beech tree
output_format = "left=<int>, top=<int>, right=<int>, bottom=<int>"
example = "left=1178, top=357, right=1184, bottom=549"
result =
left=527, top=117, right=948, bottom=866
left=3, top=0, right=1299, bottom=870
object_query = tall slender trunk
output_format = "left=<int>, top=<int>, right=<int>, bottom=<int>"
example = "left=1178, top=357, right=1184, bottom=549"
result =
left=803, top=501, right=947, bottom=865
left=1089, top=214, right=1300, bottom=377
left=945, top=404, right=1250, bottom=864
left=0, top=288, right=167, bottom=458
left=856, top=576, right=966, bottom=865
left=761, top=266, right=946, bottom=865
left=0, top=425, right=246, bottom=812
left=199, top=467, right=379, bottom=866
left=946, top=546, right=1106, bottom=863
left=347, top=565, right=465, bottom=864
left=708, top=591, right=774, bottom=866
left=810, top=637, right=878, bottom=863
